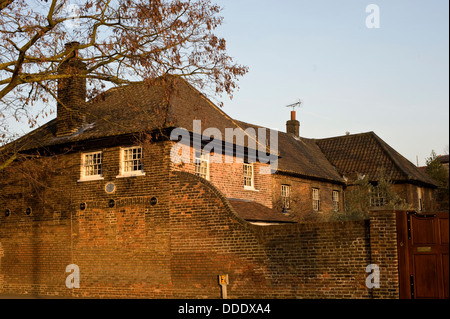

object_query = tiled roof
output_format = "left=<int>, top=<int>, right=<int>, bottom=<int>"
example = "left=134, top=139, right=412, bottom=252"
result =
left=235, top=120, right=344, bottom=183
left=4, top=77, right=429, bottom=188
left=228, top=199, right=295, bottom=224
left=3, top=76, right=345, bottom=184
left=438, top=155, right=449, bottom=164
left=7, top=77, right=247, bottom=151
left=315, top=132, right=437, bottom=187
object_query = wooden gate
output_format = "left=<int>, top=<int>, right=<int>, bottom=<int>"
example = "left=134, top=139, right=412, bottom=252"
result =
left=397, top=211, right=449, bottom=299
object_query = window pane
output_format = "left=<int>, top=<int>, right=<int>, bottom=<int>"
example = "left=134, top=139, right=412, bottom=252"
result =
left=313, top=188, right=320, bottom=211
left=370, top=187, right=385, bottom=207
left=243, top=163, right=253, bottom=187
left=195, top=153, right=209, bottom=179
left=281, top=185, right=290, bottom=209
left=332, top=191, right=339, bottom=212
left=83, top=152, right=102, bottom=177
left=123, top=147, right=143, bottom=172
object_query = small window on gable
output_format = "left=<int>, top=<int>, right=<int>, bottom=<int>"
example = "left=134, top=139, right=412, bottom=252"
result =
left=243, top=162, right=254, bottom=189
left=80, top=151, right=103, bottom=181
left=281, top=185, right=291, bottom=209
left=312, top=188, right=320, bottom=212
left=195, top=150, right=209, bottom=180
left=118, top=146, right=145, bottom=177
left=332, top=190, right=340, bottom=212
left=370, top=187, right=385, bottom=207
left=418, top=187, right=423, bottom=212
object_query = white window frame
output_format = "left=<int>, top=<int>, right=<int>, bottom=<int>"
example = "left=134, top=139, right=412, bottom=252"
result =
left=243, top=163, right=254, bottom=190
left=117, top=146, right=145, bottom=178
left=79, top=151, right=104, bottom=181
left=312, top=188, right=320, bottom=212
left=194, top=151, right=210, bottom=180
left=332, top=190, right=340, bottom=212
left=281, top=185, right=291, bottom=209
left=418, top=187, right=423, bottom=212
left=370, top=187, right=385, bottom=207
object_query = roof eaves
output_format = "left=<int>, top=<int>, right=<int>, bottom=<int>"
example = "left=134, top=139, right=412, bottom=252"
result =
left=275, top=169, right=345, bottom=184
left=370, top=132, right=436, bottom=187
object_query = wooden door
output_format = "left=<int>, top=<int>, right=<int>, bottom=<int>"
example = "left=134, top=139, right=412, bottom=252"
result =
left=397, top=211, right=449, bottom=299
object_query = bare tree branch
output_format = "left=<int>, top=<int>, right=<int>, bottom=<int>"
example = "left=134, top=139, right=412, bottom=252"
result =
left=0, top=0, right=14, bottom=11
left=0, top=0, right=248, bottom=105
left=0, top=0, right=248, bottom=172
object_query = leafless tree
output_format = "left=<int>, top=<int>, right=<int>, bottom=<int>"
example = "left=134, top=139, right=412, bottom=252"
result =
left=0, top=0, right=248, bottom=167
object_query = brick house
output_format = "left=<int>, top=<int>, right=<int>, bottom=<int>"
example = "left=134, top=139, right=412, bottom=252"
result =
left=438, top=154, right=449, bottom=172
left=0, top=77, right=349, bottom=225
left=316, top=132, right=437, bottom=213
left=0, top=43, right=437, bottom=222
left=0, top=47, right=437, bottom=298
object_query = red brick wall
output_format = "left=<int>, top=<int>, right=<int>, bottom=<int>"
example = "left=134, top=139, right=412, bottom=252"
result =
left=1, top=169, right=399, bottom=299
left=368, top=210, right=400, bottom=299
left=171, top=145, right=272, bottom=208
left=0, top=139, right=174, bottom=297
left=391, top=184, right=434, bottom=212
left=0, top=141, right=400, bottom=299
left=0, top=217, right=71, bottom=296
left=272, top=174, right=344, bottom=222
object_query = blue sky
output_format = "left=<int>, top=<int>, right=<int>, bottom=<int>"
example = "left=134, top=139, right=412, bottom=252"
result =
left=216, top=0, right=449, bottom=166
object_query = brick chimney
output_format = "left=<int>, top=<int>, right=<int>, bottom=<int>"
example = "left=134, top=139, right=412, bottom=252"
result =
left=286, top=110, right=300, bottom=137
left=56, top=42, right=87, bottom=137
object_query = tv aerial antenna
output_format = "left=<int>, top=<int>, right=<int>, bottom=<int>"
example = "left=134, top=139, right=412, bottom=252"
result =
left=286, top=99, right=303, bottom=111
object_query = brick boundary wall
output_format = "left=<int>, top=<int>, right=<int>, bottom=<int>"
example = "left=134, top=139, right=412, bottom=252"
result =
left=0, top=171, right=400, bottom=299
left=368, top=210, right=400, bottom=299
left=169, top=171, right=369, bottom=298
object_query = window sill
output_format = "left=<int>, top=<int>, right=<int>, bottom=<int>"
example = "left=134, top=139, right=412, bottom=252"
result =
left=116, top=172, right=146, bottom=178
left=244, top=186, right=259, bottom=192
left=78, top=176, right=104, bottom=182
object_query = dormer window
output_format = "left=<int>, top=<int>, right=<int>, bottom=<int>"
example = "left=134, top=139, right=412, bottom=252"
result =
left=79, top=151, right=104, bottom=181
left=117, top=146, right=145, bottom=177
